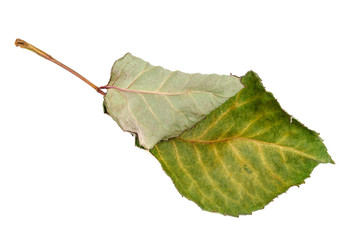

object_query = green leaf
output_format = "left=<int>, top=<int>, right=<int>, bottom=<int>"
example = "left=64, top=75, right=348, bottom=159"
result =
left=103, top=53, right=243, bottom=149
left=150, top=71, right=333, bottom=216
left=15, top=39, right=333, bottom=216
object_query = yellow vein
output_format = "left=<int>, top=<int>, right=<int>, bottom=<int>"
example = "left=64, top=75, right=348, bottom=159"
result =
left=195, top=95, right=262, bottom=139
left=255, top=143, right=286, bottom=186
left=195, top=102, right=236, bottom=139
left=238, top=114, right=263, bottom=136
left=227, top=142, right=274, bottom=197
left=279, top=148, right=302, bottom=175
left=177, top=136, right=322, bottom=162
left=246, top=118, right=284, bottom=138
left=276, top=133, right=290, bottom=144
left=216, top=123, right=235, bottom=140
left=171, top=140, right=221, bottom=209
left=212, top=144, right=259, bottom=206
left=193, top=144, right=238, bottom=205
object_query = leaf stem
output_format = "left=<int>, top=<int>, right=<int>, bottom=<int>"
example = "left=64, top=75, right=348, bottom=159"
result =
left=15, top=38, right=106, bottom=96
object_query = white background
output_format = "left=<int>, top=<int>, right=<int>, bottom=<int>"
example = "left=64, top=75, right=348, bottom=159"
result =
left=1, top=0, right=359, bottom=239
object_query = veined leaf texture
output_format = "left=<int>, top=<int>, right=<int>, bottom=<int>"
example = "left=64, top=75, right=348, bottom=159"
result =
left=104, top=55, right=332, bottom=216
left=103, top=53, right=243, bottom=149
left=150, top=71, right=332, bottom=216
left=14, top=39, right=333, bottom=216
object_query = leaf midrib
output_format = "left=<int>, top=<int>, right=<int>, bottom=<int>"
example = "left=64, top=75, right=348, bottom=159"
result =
left=101, top=85, right=231, bottom=98
left=177, top=136, right=322, bottom=162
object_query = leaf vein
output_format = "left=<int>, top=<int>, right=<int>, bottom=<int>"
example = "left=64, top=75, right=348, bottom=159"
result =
left=137, top=93, right=170, bottom=131
left=195, top=95, right=263, bottom=139
left=227, top=142, right=274, bottom=197
left=255, top=143, right=286, bottom=186
left=127, top=64, right=153, bottom=89
left=212, top=144, right=262, bottom=207
left=192, top=144, right=238, bottom=206
left=177, top=136, right=321, bottom=162
left=171, top=140, right=222, bottom=210
left=155, top=71, right=174, bottom=91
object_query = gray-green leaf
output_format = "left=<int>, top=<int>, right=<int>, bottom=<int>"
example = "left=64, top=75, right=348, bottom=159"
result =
left=103, top=53, right=243, bottom=149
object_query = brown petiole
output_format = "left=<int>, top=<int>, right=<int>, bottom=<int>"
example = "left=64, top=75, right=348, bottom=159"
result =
left=15, top=38, right=106, bottom=96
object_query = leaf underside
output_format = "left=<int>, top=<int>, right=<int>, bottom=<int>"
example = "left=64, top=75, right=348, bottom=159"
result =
left=104, top=53, right=243, bottom=149
left=150, top=71, right=333, bottom=216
